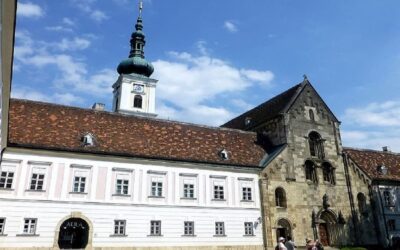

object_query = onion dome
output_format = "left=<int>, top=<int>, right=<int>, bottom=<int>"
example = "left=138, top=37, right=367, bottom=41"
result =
left=117, top=2, right=154, bottom=77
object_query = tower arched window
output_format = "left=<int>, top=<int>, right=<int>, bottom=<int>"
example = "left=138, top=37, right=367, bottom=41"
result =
left=309, top=109, right=315, bottom=121
left=357, top=193, right=367, bottom=215
left=322, top=162, right=335, bottom=185
left=305, top=160, right=318, bottom=184
left=275, top=187, right=287, bottom=208
left=308, top=131, right=324, bottom=159
left=134, top=95, right=143, bottom=109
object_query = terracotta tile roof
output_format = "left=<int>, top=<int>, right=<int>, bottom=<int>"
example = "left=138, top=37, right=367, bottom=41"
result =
left=8, top=99, right=267, bottom=168
left=344, top=147, right=400, bottom=181
left=221, top=83, right=303, bottom=130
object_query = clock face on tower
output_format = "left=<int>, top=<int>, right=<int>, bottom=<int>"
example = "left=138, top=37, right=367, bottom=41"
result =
left=133, top=84, right=144, bottom=93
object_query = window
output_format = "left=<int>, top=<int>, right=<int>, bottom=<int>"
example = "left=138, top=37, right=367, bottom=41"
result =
left=244, top=222, right=254, bottom=236
left=215, top=222, right=225, bottom=236
left=309, top=109, right=315, bottom=121
left=184, top=221, right=194, bottom=236
left=114, top=220, right=126, bottom=235
left=275, top=187, right=287, bottom=208
left=23, top=218, right=37, bottom=235
left=322, top=162, right=335, bottom=185
left=305, top=160, right=318, bottom=183
left=242, top=186, right=252, bottom=201
left=151, top=180, right=163, bottom=197
left=150, top=220, right=161, bottom=236
left=116, top=178, right=129, bottom=195
left=214, top=183, right=224, bottom=200
left=0, top=171, right=14, bottom=189
left=30, top=173, right=45, bottom=191
left=183, top=181, right=195, bottom=198
left=383, top=190, right=395, bottom=207
left=0, top=218, right=5, bottom=234
left=82, top=133, right=94, bottom=146
left=388, top=219, right=396, bottom=231
left=308, top=132, right=324, bottom=159
left=357, top=193, right=367, bottom=215
left=133, top=95, right=143, bottom=108
left=73, top=176, right=86, bottom=193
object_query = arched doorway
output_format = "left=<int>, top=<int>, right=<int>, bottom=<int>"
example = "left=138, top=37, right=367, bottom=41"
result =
left=58, top=218, right=89, bottom=249
left=276, top=218, right=292, bottom=242
left=318, top=210, right=337, bottom=246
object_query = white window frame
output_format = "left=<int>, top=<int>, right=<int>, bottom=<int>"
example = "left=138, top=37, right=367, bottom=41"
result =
left=73, top=175, right=86, bottom=193
left=214, top=221, right=225, bottom=236
left=23, top=218, right=37, bottom=235
left=29, top=167, right=47, bottom=191
left=183, top=221, right=195, bottom=236
left=239, top=178, right=254, bottom=202
left=148, top=171, right=166, bottom=198
left=115, top=174, right=130, bottom=195
left=244, top=222, right=254, bottom=236
left=0, top=164, right=16, bottom=189
left=0, top=218, right=5, bottom=235
left=150, top=220, right=162, bottom=236
left=114, top=220, right=126, bottom=235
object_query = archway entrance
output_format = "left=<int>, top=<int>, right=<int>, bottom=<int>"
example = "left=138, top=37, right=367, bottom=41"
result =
left=276, top=218, right=292, bottom=242
left=318, top=210, right=337, bottom=246
left=58, top=218, right=89, bottom=249
left=318, top=223, right=329, bottom=246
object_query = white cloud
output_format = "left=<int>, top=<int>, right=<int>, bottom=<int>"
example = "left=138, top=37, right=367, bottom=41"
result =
left=12, top=87, right=84, bottom=105
left=90, top=10, right=108, bottom=22
left=344, top=101, right=400, bottom=127
left=45, top=26, right=74, bottom=33
left=71, top=0, right=108, bottom=23
left=58, top=37, right=91, bottom=51
left=17, top=2, right=44, bottom=18
left=224, top=21, right=238, bottom=33
left=152, top=49, right=274, bottom=125
left=342, top=129, right=400, bottom=152
left=62, top=17, right=75, bottom=26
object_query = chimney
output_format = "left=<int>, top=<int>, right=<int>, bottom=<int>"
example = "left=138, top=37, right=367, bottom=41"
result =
left=92, top=103, right=105, bottom=111
left=382, top=146, right=389, bottom=152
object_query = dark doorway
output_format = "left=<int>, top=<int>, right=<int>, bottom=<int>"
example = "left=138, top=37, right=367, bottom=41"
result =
left=276, top=218, right=292, bottom=242
left=318, top=223, right=330, bottom=246
left=58, top=218, right=89, bottom=249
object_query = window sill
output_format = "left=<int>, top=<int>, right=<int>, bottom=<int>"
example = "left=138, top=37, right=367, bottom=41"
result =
left=147, top=234, right=163, bottom=237
left=0, top=188, right=14, bottom=191
left=69, top=192, right=88, bottom=194
left=109, top=234, right=128, bottom=237
left=276, top=206, right=287, bottom=210
left=180, top=197, right=197, bottom=200
left=0, top=234, right=7, bottom=237
left=211, top=199, right=226, bottom=201
left=112, top=194, right=131, bottom=197
left=181, top=234, right=197, bottom=237
left=213, top=235, right=227, bottom=237
left=240, top=200, right=254, bottom=203
left=243, top=234, right=255, bottom=237
left=25, top=189, right=46, bottom=192
left=16, top=234, right=40, bottom=237
left=306, top=180, right=318, bottom=185
left=148, top=195, right=165, bottom=199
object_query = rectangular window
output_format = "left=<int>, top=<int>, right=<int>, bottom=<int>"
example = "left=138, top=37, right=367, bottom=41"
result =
left=388, top=219, right=396, bottom=231
left=0, top=218, right=5, bottom=234
left=73, top=176, right=86, bottom=193
left=214, top=184, right=224, bottom=200
left=23, top=218, right=37, bottom=234
left=114, top=220, right=126, bottom=235
left=150, top=220, right=161, bottom=236
left=0, top=171, right=14, bottom=189
left=184, top=221, right=194, bottom=236
left=383, top=190, right=395, bottom=207
left=244, top=222, right=254, bottom=236
left=215, top=222, right=225, bottom=236
left=183, top=182, right=195, bottom=198
left=30, top=173, right=45, bottom=190
left=242, top=187, right=252, bottom=201
left=116, top=179, right=129, bottom=195
left=151, top=181, right=163, bottom=197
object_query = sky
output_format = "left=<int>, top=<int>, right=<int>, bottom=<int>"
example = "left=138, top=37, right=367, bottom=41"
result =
left=12, top=0, right=400, bottom=151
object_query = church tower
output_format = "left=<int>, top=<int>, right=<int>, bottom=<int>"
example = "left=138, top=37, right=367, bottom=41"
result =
left=112, top=1, right=157, bottom=117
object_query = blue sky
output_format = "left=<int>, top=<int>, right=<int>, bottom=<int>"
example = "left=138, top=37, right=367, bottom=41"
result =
left=12, top=0, right=400, bottom=151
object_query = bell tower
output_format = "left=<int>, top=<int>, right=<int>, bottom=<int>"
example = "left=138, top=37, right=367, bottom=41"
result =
left=112, top=1, right=157, bottom=117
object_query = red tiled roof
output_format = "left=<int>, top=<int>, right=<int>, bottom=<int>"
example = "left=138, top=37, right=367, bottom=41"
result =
left=344, top=147, right=400, bottom=181
left=8, top=99, right=267, bottom=167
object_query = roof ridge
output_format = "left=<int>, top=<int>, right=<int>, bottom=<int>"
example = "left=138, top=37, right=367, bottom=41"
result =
left=10, top=98, right=258, bottom=136
left=344, top=146, right=400, bottom=156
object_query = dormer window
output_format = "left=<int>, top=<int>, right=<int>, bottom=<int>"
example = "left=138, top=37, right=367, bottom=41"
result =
left=219, top=149, right=229, bottom=160
left=244, top=117, right=252, bottom=126
left=82, top=133, right=95, bottom=146
left=378, top=165, right=388, bottom=175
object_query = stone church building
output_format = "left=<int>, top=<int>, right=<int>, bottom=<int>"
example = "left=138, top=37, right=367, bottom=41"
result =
left=0, top=1, right=398, bottom=250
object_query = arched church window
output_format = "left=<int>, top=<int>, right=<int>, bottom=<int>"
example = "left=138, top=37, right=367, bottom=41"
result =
left=275, top=187, right=287, bottom=208
left=134, top=95, right=143, bottom=109
left=309, top=109, right=315, bottom=121
left=305, top=160, right=318, bottom=184
left=357, top=193, right=367, bottom=215
left=322, top=162, right=335, bottom=185
left=383, top=190, right=395, bottom=207
left=308, top=131, right=324, bottom=159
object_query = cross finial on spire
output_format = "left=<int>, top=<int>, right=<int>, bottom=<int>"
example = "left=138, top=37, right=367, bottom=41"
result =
left=303, top=74, right=308, bottom=81
left=139, top=0, right=143, bottom=18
